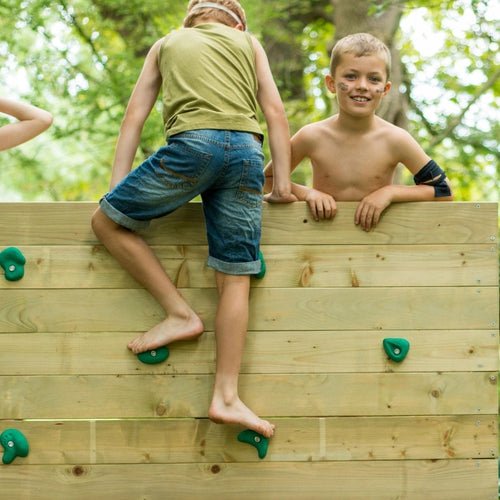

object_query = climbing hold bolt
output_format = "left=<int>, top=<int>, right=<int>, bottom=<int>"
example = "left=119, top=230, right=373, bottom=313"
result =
left=0, top=429, right=29, bottom=464
left=253, top=251, right=266, bottom=280
left=237, top=429, right=269, bottom=459
left=383, top=338, right=410, bottom=362
left=137, top=346, right=169, bottom=365
left=0, top=247, right=26, bottom=281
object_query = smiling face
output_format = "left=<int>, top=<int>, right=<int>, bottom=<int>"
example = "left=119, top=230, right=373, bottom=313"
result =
left=326, top=52, right=391, bottom=117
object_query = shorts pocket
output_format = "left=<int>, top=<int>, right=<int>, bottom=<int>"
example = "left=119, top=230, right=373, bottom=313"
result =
left=157, top=139, right=212, bottom=187
left=236, top=159, right=264, bottom=208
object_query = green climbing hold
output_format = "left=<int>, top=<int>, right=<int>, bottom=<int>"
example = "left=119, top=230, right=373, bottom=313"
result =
left=383, top=338, right=410, bottom=362
left=0, top=247, right=26, bottom=282
left=237, top=429, right=269, bottom=459
left=253, top=251, right=266, bottom=280
left=137, top=346, right=169, bottom=364
left=0, top=429, right=29, bottom=464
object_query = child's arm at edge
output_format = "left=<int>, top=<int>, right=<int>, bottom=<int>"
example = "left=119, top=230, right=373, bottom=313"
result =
left=251, top=37, right=296, bottom=204
left=109, top=38, right=163, bottom=190
left=0, top=97, right=52, bottom=151
left=355, top=130, right=453, bottom=231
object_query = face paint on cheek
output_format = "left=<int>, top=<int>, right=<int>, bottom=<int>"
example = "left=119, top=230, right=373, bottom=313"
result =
left=374, top=86, right=385, bottom=94
left=337, top=82, right=349, bottom=92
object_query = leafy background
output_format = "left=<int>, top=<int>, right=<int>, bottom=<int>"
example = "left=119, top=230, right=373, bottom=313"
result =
left=0, top=0, right=498, bottom=203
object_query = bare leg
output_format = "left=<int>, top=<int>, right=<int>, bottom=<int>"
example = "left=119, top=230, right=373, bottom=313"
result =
left=91, top=209, right=204, bottom=353
left=208, top=272, right=274, bottom=438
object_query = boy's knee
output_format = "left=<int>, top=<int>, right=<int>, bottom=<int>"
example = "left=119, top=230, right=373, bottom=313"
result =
left=91, top=208, right=111, bottom=239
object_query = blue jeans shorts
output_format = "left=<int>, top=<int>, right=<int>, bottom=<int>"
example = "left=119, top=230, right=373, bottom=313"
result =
left=100, top=130, right=265, bottom=275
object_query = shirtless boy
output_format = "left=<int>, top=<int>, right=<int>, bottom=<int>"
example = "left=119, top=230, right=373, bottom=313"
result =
left=266, top=32, right=452, bottom=230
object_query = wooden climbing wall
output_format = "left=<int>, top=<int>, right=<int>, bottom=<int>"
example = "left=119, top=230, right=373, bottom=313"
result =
left=0, top=201, right=498, bottom=499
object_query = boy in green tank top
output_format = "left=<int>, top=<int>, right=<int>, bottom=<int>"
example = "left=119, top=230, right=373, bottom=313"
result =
left=92, top=0, right=295, bottom=438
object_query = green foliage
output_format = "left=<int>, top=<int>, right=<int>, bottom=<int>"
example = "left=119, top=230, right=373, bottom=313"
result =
left=397, top=0, right=498, bottom=199
left=0, top=0, right=497, bottom=201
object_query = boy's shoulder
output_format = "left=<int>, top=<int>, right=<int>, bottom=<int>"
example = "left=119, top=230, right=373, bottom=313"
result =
left=295, top=116, right=336, bottom=138
left=372, top=116, right=415, bottom=142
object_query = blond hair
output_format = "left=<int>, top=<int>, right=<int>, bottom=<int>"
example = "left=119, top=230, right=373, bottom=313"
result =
left=184, top=0, right=247, bottom=30
left=330, top=33, right=391, bottom=80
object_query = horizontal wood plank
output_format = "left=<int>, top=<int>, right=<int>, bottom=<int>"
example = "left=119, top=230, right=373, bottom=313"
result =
left=0, top=287, right=497, bottom=333
left=1, top=243, right=497, bottom=289
left=3, top=415, right=495, bottom=464
left=0, top=202, right=497, bottom=245
left=0, top=330, right=496, bottom=375
left=1, top=372, right=496, bottom=419
left=0, top=460, right=496, bottom=499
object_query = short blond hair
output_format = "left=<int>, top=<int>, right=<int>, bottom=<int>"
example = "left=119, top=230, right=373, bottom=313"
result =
left=330, top=33, right=391, bottom=80
left=184, top=0, right=247, bottom=30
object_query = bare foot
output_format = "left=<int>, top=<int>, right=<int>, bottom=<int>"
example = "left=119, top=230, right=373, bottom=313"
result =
left=128, top=313, right=204, bottom=353
left=208, top=396, right=275, bottom=438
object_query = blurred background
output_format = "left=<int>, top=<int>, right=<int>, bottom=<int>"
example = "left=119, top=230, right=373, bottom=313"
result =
left=0, top=0, right=498, bottom=202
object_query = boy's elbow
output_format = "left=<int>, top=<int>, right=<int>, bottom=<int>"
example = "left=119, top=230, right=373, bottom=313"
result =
left=263, top=100, right=287, bottom=123
left=444, top=180, right=453, bottom=200
left=121, top=106, right=148, bottom=131
left=437, top=183, right=454, bottom=201
left=41, top=111, right=53, bottom=129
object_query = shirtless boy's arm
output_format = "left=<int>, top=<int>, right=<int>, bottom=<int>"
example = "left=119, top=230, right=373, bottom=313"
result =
left=355, top=129, right=453, bottom=231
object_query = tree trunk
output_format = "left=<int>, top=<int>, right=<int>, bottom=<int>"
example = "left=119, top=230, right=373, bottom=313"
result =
left=262, top=0, right=331, bottom=101
left=331, top=0, right=407, bottom=129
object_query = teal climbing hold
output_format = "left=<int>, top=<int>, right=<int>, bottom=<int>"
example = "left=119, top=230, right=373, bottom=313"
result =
left=137, top=346, right=169, bottom=365
left=383, top=338, right=410, bottom=362
left=253, top=251, right=266, bottom=280
left=237, top=429, right=269, bottom=459
left=0, top=429, right=29, bottom=464
left=0, top=247, right=26, bottom=281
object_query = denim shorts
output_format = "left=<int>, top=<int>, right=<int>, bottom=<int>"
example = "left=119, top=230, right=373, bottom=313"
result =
left=100, top=130, right=265, bottom=275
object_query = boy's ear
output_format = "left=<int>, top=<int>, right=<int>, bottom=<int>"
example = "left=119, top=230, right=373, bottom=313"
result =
left=325, top=74, right=336, bottom=93
left=383, top=80, right=392, bottom=95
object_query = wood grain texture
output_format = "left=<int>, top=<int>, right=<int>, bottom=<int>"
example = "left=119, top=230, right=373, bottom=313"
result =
left=1, top=372, right=496, bottom=419
left=0, top=201, right=497, bottom=499
left=0, top=330, right=496, bottom=375
left=1, top=243, right=497, bottom=289
left=0, top=460, right=496, bottom=500
left=0, top=286, right=497, bottom=333
left=0, top=201, right=497, bottom=245
left=5, top=415, right=496, bottom=464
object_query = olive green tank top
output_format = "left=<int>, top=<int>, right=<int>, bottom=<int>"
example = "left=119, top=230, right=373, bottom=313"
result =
left=158, top=23, right=262, bottom=139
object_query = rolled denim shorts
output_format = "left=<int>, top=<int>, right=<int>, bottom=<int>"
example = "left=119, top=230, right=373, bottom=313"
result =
left=100, top=129, right=265, bottom=275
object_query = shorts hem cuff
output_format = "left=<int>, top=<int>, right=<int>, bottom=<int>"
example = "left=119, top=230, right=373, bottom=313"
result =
left=207, top=256, right=261, bottom=275
left=99, top=197, right=150, bottom=232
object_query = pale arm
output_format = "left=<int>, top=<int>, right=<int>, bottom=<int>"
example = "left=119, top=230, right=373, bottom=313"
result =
left=0, top=97, right=52, bottom=151
left=109, top=39, right=163, bottom=189
left=252, top=37, right=296, bottom=203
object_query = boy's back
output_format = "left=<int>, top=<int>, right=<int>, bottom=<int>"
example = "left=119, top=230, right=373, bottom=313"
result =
left=159, top=23, right=261, bottom=139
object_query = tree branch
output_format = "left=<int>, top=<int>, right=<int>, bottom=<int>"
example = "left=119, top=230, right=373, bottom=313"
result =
left=427, top=66, right=500, bottom=148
